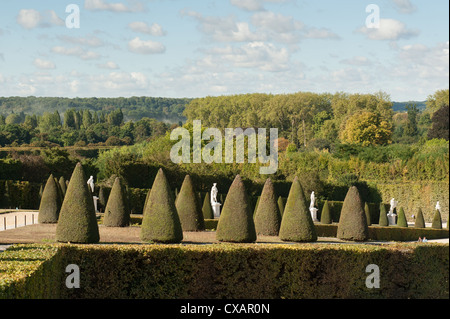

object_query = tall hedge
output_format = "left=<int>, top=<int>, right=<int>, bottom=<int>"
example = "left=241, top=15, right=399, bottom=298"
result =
left=55, top=163, right=100, bottom=244
left=202, top=192, right=214, bottom=220
left=175, top=175, right=205, bottom=231
left=103, top=177, right=130, bottom=227
left=277, top=196, right=285, bottom=217
left=337, top=186, right=369, bottom=241
left=397, top=207, right=408, bottom=228
left=415, top=208, right=426, bottom=228
left=140, top=168, right=183, bottom=243
left=320, top=200, right=332, bottom=225
left=431, top=210, right=443, bottom=229
left=254, top=178, right=282, bottom=236
left=216, top=175, right=256, bottom=243
left=38, top=174, right=61, bottom=224
left=379, top=203, right=389, bottom=227
left=279, top=177, right=317, bottom=242
left=364, top=202, right=372, bottom=226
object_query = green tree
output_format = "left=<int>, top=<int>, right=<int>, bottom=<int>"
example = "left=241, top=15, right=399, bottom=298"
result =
left=279, top=176, right=317, bottom=242
left=56, top=163, right=100, bottom=243
left=431, top=209, right=442, bottom=229
left=216, top=175, right=257, bottom=243
left=414, top=208, right=426, bottom=228
left=82, top=109, right=93, bottom=128
left=404, top=104, right=419, bottom=137
left=103, top=177, right=130, bottom=227
left=320, top=200, right=332, bottom=224
left=254, top=178, right=282, bottom=236
left=202, top=192, right=214, bottom=220
left=426, top=89, right=449, bottom=114
left=337, top=186, right=369, bottom=241
left=38, top=174, right=61, bottom=224
left=140, top=168, right=183, bottom=243
left=175, top=175, right=205, bottom=231
left=397, top=207, right=408, bottom=227
left=379, top=203, right=389, bottom=227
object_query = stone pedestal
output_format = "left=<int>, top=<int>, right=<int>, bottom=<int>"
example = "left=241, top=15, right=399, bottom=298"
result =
left=212, top=203, right=221, bottom=219
left=93, top=196, right=99, bottom=213
left=310, top=207, right=319, bottom=222
left=387, top=213, right=397, bottom=226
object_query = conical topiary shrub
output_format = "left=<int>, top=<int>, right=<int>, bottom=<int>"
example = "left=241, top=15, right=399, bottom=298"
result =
left=378, top=203, right=389, bottom=227
left=254, top=178, right=282, bottom=236
left=175, top=175, right=205, bottom=231
left=397, top=207, right=408, bottom=227
left=364, top=202, right=372, bottom=226
left=38, top=174, right=61, bottom=224
left=337, top=186, right=369, bottom=241
left=415, top=208, right=426, bottom=228
left=216, top=175, right=256, bottom=243
left=202, top=192, right=214, bottom=220
left=59, top=176, right=67, bottom=198
left=253, top=196, right=260, bottom=217
left=103, top=177, right=130, bottom=227
left=277, top=196, right=285, bottom=217
left=320, top=200, right=332, bottom=224
left=431, top=209, right=442, bottom=229
left=98, top=186, right=107, bottom=213
left=279, top=177, right=317, bottom=242
left=56, top=163, right=100, bottom=244
left=140, top=168, right=183, bottom=243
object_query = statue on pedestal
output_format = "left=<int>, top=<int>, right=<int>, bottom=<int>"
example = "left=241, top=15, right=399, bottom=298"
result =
left=210, top=183, right=221, bottom=219
left=309, top=191, right=319, bottom=222
left=387, top=198, right=398, bottom=226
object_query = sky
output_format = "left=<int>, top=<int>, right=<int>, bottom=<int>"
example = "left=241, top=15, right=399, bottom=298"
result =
left=0, top=0, right=448, bottom=101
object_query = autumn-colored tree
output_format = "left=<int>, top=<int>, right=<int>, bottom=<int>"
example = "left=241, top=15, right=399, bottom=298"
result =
left=340, top=112, right=392, bottom=146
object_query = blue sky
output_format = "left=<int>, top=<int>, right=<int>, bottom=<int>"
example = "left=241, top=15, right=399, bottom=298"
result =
left=0, top=0, right=448, bottom=101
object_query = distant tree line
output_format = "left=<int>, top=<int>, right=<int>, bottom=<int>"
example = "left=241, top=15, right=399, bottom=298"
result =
left=0, top=108, right=175, bottom=147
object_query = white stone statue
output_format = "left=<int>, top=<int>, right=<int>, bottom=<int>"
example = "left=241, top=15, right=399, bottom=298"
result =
left=87, top=176, right=95, bottom=193
left=93, top=196, right=99, bottom=213
left=436, top=201, right=441, bottom=211
left=210, top=183, right=221, bottom=219
left=211, top=183, right=218, bottom=205
left=387, top=198, right=398, bottom=226
left=309, top=191, right=319, bottom=222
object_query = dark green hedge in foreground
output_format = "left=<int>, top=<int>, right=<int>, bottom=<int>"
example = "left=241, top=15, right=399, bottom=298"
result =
left=1, top=243, right=448, bottom=299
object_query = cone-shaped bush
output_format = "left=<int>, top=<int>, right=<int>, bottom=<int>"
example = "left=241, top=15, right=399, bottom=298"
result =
left=337, top=186, right=369, bottom=241
left=364, top=202, right=372, bottom=226
left=216, top=175, right=256, bottom=243
left=38, top=174, right=61, bottom=224
left=56, top=163, right=100, bottom=243
left=59, top=176, right=67, bottom=198
left=397, top=207, right=408, bottom=227
left=277, top=196, right=285, bottom=217
left=103, top=177, right=130, bottom=227
left=415, top=208, right=426, bottom=228
left=378, top=203, right=389, bottom=226
left=175, top=175, right=205, bottom=231
left=254, top=178, right=282, bottom=236
left=253, top=196, right=260, bottom=217
left=98, top=186, right=107, bottom=213
left=320, top=200, right=332, bottom=224
left=202, top=192, right=214, bottom=220
left=140, top=168, right=183, bottom=243
left=279, top=177, right=317, bottom=242
left=431, top=209, right=442, bottom=229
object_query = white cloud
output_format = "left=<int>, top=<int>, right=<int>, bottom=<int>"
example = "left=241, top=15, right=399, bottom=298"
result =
left=206, top=42, right=290, bottom=72
left=97, top=61, right=120, bottom=69
left=358, top=18, right=419, bottom=41
left=58, top=35, right=105, bottom=47
left=128, top=37, right=166, bottom=54
left=17, top=9, right=41, bottom=29
left=52, top=46, right=101, bottom=60
left=128, top=22, right=166, bottom=36
left=33, top=58, right=56, bottom=69
left=392, top=0, right=416, bottom=14
left=85, top=0, right=145, bottom=12
left=340, top=56, right=372, bottom=66
left=230, top=0, right=290, bottom=12
left=17, top=9, right=64, bottom=29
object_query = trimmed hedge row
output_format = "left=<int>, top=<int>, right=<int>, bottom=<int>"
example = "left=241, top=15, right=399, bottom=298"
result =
left=1, top=243, right=448, bottom=299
